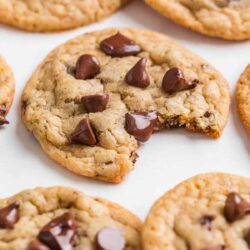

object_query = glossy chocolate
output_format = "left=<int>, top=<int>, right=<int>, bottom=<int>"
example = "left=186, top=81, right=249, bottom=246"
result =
left=125, top=58, right=150, bottom=88
left=70, top=118, right=97, bottom=146
left=100, top=32, right=141, bottom=57
left=125, top=111, right=157, bottom=142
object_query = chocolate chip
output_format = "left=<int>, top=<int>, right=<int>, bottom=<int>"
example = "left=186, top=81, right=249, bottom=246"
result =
left=82, top=94, right=109, bottom=113
left=162, top=67, right=197, bottom=93
left=224, top=192, right=250, bottom=222
left=27, top=240, right=50, bottom=250
left=38, top=213, right=76, bottom=250
left=75, top=54, right=100, bottom=80
left=200, top=215, right=215, bottom=231
left=96, top=227, right=125, bottom=250
left=125, top=111, right=158, bottom=142
left=244, top=230, right=250, bottom=248
left=100, top=32, right=141, bottom=57
left=204, top=111, right=212, bottom=118
left=70, top=118, right=97, bottom=146
left=0, top=201, right=20, bottom=229
left=125, top=58, right=150, bottom=88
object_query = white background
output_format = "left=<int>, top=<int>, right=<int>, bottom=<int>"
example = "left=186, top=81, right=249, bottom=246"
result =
left=0, top=0, right=249, bottom=220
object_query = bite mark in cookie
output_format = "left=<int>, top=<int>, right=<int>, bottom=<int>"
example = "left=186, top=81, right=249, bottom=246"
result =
left=21, top=28, right=230, bottom=182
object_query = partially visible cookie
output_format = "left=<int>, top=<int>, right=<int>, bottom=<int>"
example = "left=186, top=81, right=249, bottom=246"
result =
left=0, top=0, right=130, bottom=32
left=143, top=173, right=250, bottom=250
left=0, top=56, right=15, bottom=126
left=145, top=0, right=250, bottom=40
left=0, top=186, right=142, bottom=249
left=21, top=28, right=230, bottom=183
left=237, top=64, right=250, bottom=135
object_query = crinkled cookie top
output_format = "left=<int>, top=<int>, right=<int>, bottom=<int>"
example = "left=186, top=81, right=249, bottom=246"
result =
left=237, top=64, right=250, bottom=135
left=143, top=173, right=250, bottom=250
left=0, top=186, right=141, bottom=250
left=0, top=0, right=129, bottom=32
left=22, top=28, right=230, bottom=183
left=145, top=0, right=250, bottom=40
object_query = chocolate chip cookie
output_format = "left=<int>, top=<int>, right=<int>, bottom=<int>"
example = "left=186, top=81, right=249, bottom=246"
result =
left=0, top=0, right=129, bottom=32
left=0, top=186, right=141, bottom=249
left=0, top=56, right=15, bottom=126
left=142, top=173, right=250, bottom=250
left=145, top=0, right=250, bottom=40
left=21, top=28, right=230, bottom=183
left=237, top=64, right=250, bottom=135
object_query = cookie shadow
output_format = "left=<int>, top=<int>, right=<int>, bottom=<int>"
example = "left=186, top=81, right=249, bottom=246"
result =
left=123, top=0, right=244, bottom=46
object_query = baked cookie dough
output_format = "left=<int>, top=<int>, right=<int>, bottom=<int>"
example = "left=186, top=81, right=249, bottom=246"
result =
left=0, top=186, right=141, bottom=250
left=0, top=0, right=129, bottom=32
left=21, top=28, right=230, bottom=183
left=237, top=64, right=250, bottom=135
left=142, top=173, right=250, bottom=250
left=0, top=56, right=15, bottom=126
left=145, top=0, right=250, bottom=40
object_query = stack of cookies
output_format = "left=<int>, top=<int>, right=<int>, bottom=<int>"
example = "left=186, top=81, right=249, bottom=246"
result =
left=0, top=0, right=250, bottom=249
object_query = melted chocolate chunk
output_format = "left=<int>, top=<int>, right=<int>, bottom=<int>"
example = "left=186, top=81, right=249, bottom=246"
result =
left=125, top=111, right=158, bottom=142
left=125, top=58, right=150, bottom=88
left=70, top=118, right=97, bottom=146
left=200, top=215, right=215, bottom=231
left=224, top=192, right=250, bottom=222
left=100, top=32, right=141, bottom=57
left=82, top=94, right=109, bottom=113
left=38, top=213, right=76, bottom=250
left=96, top=227, right=125, bottom=250
left=244, top=230, right=250, bottom=248
left=0, top=201, right=20, bottom=229
left=27, top=240, right=50, bottom=250
left=75, top=54, right=100, bottom=80
left=162, top=67, right=197, bottom=93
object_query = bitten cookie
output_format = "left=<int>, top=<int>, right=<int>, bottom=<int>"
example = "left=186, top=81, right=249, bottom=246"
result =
left=0, top=56, right=15, bottom=126
left=0, top=0, right=129, bottom=32
left=0, top=186, right=142, bottom=250
left=145, top=0, right=250, bottom=40
left=237, top=64, right=250, bottom=135
left=21, top=28, right=230, bottom=183
left=142, top=173, right=250, bottom=250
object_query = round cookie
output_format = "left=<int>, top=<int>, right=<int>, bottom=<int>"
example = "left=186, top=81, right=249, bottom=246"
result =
left=145, top=0, right=250, bottom=40
left=237, top=64, right=250, bottom=135
left=21, top=28, right=230, bottom=183
left=0, top=186, right=142, bottom=250
left=0, top=56, right=15, bottom=126
left=142, top=173, right=250, bottom=250
left=0, top=0, right=130, bottom=32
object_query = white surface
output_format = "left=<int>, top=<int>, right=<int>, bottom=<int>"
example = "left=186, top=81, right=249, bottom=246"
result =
left=0, top=0, right=249, bottom=220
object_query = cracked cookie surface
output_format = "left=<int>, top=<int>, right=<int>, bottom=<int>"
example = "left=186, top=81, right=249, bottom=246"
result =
left=0, top=186, right=141, bottom=250
left=0, top=0, right=129, bottom=32
left=0, top=56, right=14, bottom=126
left=237, top=64, right=250, bottom=135
left=21, top=28, right=230, bottom=183
left=145, top=0, right=250, bottom=40
left=142, top=173, right=250, bottom=250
